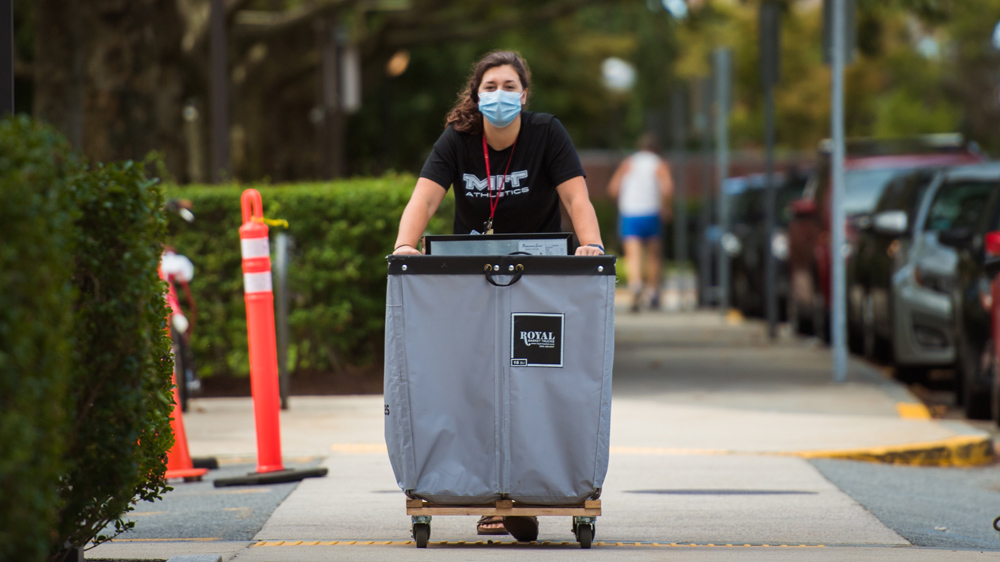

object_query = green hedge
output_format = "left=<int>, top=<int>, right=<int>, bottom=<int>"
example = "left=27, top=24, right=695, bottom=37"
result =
left=0, top=117, right=80, bottom=562
left=57, top=160, right=174, bottom=552
left=0, top=116, right=174, bottom=561
left=165, top=179, right=455, bottom=378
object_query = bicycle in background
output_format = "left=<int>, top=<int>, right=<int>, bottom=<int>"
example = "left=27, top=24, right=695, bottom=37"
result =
left=161, top=199, right=200, bottom=412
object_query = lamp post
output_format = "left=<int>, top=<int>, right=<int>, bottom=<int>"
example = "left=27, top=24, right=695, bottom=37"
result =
left=713, top=48, right=732, bottom=314
left=760, top=0, right=780, bottom=339
left=829, top=0, right=848, bottom=383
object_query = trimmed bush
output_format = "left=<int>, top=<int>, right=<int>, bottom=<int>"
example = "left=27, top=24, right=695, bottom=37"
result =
left=55, top=160, right=175, bottom=553
left=0, top=117, right=81, bottom=562
left=0, top=116, right=174, bottom=561
left=165, top=178, right=455, bottom=378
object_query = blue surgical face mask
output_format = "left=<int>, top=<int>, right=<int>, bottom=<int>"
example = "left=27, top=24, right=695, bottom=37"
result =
left=478, top=90, right=523, bottom=128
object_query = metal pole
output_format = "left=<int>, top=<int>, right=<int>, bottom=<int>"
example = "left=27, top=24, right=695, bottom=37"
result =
left=275, top=232, right=291, bottom=410
left=697, top=77, right=713, bottom=307
left=831, top=0, right=848, bottom=382
left=0, top=0, right=12, bottom=117
left=210, top=0, right=229, bottom=182
left=671, top=87, right=688, bottom=267
left=764, top=85, right=778, bottom=338
left=761, top=0, right=780, bottom=339
left=714, top=48, right=732, bottom=314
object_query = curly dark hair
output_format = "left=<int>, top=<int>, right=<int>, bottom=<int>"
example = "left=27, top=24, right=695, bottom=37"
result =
left=445, top=50, right=531, bottom=136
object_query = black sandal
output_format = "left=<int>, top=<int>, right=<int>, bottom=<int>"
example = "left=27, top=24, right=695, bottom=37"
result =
left=503, top=515, right=539, bottom=542
left=477, top=515, right=509, bottom=535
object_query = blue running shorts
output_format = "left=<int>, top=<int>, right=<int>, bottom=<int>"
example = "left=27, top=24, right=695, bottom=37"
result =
left=619, top=213, right=661, bottom=240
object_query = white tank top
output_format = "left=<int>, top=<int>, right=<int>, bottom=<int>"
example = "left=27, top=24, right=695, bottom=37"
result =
left=617, top=151, right=662, bottom=216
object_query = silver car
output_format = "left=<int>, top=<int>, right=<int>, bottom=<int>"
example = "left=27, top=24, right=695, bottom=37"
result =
left=848, top=162, right=1000, bottom=380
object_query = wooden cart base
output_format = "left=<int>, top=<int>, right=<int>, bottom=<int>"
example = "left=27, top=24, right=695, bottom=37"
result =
left=405, top=498, right=601, bottom=549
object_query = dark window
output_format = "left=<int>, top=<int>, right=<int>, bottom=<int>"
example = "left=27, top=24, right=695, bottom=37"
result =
left=843, top=167, right=912, bottom=215
left=926, top=180, right=998, bottom=232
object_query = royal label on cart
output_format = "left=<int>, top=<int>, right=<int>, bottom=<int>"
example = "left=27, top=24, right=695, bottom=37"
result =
left=511, top=313, right=564, bottom=367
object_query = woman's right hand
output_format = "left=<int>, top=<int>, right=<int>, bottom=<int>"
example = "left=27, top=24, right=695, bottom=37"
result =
left=393, top=244, right=422, bottom=256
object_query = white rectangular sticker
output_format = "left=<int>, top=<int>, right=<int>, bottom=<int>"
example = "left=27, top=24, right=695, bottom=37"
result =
left=241, top=237, right=270, bottom=259
left=243, top=271, right=273, bottom=294
left=517, top=240, right=569, bottom=256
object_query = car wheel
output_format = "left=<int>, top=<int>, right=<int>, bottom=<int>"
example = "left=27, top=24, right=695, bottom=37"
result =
left=789, top=293, right=808, bottom=336
left=861, top=293, right=877, bottom=361
left=812, top=288, right=828, bottom=343
left=894, top=366, right=927, bottom=385
left=991, top=358, right=1000, bottom=427
left=991, top=347, right=1000, bottom=427
left=957, top=332, right=993, bottom=420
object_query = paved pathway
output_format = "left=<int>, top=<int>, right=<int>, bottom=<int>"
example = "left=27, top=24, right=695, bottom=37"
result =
left=87, top=304, right=998, bottom=561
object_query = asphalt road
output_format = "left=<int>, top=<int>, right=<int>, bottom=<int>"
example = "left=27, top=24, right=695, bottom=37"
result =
left=101, top=461, right=322, bottom=542
left=811, top=458, right=1000, bottom=550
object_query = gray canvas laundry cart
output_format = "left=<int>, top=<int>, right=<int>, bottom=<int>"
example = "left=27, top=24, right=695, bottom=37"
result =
left=383, top=254, right=615, bottom=548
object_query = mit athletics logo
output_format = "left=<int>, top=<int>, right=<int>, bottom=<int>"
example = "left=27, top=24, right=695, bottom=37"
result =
left=511, top=313, right=564, bottom=368
left=462, top=172, right=530, bottom=198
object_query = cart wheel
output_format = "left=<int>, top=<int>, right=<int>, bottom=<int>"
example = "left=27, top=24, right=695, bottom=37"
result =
left=413, top=523, right=430, bottom=548
left=576, top=524, right=593, bottom=549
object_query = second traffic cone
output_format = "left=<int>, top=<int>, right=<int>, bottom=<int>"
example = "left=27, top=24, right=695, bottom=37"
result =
left=165, top=370, right=209, bottom=482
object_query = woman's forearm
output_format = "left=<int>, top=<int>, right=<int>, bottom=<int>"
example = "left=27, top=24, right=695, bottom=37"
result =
left=568, top=198, right=604, bottom=247
left=395, top=199, right=432, bottom=250
left=394, top=179, right=447, bottom=252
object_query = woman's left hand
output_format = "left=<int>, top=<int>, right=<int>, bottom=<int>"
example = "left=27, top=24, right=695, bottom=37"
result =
left=575, top=244, right=605, bottom=256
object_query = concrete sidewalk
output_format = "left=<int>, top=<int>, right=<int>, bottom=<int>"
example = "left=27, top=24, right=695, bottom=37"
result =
left=177, top=308, right=991, bottom=466
left=86, top=306, right=995, bottom=561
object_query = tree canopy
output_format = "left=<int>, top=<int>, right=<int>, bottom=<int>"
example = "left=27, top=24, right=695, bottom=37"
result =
left=12, top=0, right=1000, bottom=182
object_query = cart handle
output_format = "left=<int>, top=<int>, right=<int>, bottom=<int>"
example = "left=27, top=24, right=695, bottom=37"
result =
left=484, top=263, right=524, bottom=287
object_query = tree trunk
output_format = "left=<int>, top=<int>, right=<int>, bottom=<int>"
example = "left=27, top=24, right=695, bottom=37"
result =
left=34, top=0, right=186, bottom=177
left=33, top=0, right=83, bottom=149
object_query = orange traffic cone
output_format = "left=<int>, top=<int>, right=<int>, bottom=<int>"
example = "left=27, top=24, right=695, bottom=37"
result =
left=165, top=370, right=209, bottom=482
left=213, top=189, right=327, bottom=487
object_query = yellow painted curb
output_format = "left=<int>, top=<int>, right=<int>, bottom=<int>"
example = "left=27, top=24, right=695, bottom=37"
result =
left=793, top=434, right=995, bottom=467
left=725, top=309, right=744, bottom=325
left=895, top=402, right=932, bottom=419
left=335, top=433, right=995, bottom=467
left=610, top=434, right=995, bottom=467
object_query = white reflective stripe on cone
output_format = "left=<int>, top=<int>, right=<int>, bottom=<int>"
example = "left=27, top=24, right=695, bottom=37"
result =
left=241, top=237, right=270, bottom=259
left=243, top=271, right=273, bottom=294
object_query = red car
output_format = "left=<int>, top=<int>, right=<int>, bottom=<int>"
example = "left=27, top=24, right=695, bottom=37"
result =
left=786, top=136, right=983, bottom=339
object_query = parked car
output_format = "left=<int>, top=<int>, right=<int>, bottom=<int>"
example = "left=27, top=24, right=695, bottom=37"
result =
left=787, top=135, right=983, bottom=340
left=723, top=170, right=809, bottom=318
left=847, top=163, right=1000, bottom=383
left=938, top=181, right=1000, bottom=419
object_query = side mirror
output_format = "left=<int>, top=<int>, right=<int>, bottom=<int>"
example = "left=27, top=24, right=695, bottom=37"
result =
left=938, top=227, right=973, bottom=249
left=872, top=210, right=908, bottom=236
left=849, top=213, right=873, bottom=231
left=790, top=198, right=817, bottom=218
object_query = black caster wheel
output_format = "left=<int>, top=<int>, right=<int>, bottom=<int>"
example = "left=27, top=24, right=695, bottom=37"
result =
left=576, top=524, right=593, bottom=549
left=183, top=475, right=202, bottom=483
left=413, top=523, right=430, bottom=548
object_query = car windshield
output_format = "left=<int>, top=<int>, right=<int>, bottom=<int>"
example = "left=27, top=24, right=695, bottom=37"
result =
left=926, top=180, right=998, bottom=232
left=843, top=168, right=910, bottom=215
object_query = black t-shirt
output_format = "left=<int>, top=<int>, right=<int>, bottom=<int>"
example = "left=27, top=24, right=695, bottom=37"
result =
left=419, top=111, right=586, bottom=234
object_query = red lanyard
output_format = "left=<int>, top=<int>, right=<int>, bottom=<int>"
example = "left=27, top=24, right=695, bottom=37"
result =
left=482, top=134, right=517, bottom=223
